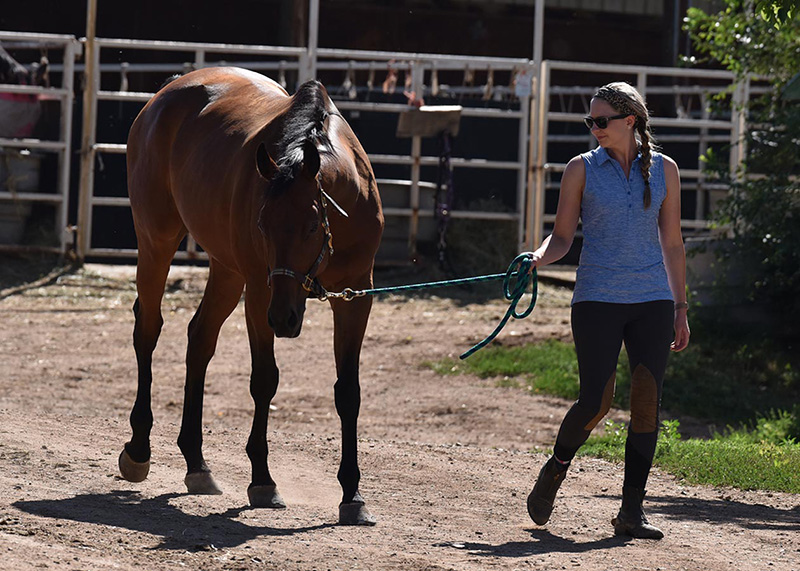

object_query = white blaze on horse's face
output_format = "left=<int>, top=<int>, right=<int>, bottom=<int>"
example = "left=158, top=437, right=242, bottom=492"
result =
left=256, top=141, right=326, bottom=338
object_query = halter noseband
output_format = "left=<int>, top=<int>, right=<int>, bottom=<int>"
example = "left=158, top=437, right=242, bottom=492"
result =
left=268, top=177, right=347, bottom=301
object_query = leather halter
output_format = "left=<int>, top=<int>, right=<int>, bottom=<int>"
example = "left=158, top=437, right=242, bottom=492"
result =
left=268, top=177, right=347, bottom=301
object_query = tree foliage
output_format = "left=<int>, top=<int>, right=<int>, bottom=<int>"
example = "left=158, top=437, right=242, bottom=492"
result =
left=685, top=0, right=800, bottom=82
left=684, top=1, right=800, bottom=336
left=755, top=0, right=799, bottom=26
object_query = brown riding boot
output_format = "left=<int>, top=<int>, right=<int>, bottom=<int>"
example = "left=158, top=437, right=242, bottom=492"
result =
left=527, top=456, right=568, bottom=525
left=611, top=486, right=664, bottom=539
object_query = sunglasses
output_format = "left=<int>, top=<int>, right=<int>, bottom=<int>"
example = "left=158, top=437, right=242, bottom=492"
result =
left=583, top=113, right=631, bottom=130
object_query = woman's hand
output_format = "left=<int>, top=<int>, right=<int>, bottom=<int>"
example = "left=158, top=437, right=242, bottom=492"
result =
left=671, top=309, right=690, bottom=352
left=521, top=251, right=542, bottom=274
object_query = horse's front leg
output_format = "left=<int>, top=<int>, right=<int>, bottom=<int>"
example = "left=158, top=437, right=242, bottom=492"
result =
left=331, top=293, right=376, bottom=525
left=178, top=263, right=244, bottom=495
left=243, top=285, right=285, bottom=508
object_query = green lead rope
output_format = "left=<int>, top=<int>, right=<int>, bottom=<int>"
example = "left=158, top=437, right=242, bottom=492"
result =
left=323, top=253, right=538, bottom=359
left=458, top=253, right=537, bottom=359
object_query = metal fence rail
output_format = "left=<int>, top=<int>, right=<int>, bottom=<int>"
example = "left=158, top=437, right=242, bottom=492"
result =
left=0, top=30, right=754, bottom=262
left=526, top=59, right=752, bottom=249
left=76, top=38, right=308, bottom=261
left=75, top=38, right=537, bottom=261
left=0, top=31, right=81, bottom=254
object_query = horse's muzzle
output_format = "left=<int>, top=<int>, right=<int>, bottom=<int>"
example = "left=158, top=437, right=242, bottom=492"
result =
left=267, top=304, right=304, bottom=338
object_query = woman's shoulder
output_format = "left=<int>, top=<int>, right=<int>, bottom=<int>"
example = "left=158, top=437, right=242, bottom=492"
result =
left=580, top=146, right=605, bottom=164
left=565, top=154, right=587, bottom=178
left=654, top=152, right=679, bottom=176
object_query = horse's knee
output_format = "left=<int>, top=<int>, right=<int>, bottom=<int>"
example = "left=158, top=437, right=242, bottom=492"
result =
left=132, top=298, right=163, bottom=355
left=250, top=367, right=279, bottom=403
left=581, top=371, right=617, bottom=431
left=186, top=321, right=219, bottom=367
left=629, top=364, right=659, bottom=433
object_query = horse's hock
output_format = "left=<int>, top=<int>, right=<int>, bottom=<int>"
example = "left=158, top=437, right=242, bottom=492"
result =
left=0, top=149, right=41, bottom=244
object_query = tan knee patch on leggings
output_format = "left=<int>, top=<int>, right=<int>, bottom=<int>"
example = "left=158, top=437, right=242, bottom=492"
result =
left=630, top=364, right=659, bottom=433
left=583, top=371, right=616, bottom=431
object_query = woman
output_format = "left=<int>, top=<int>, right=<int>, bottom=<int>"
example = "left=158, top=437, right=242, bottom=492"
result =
left=524, top=82, right=690, bottom=539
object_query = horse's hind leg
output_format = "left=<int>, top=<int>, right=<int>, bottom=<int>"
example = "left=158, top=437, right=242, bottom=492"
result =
left=331, top=293, right=377, bottom=525
left=243, top=283, right=285, bottom=508
left=120, top=232, right=184, bottom=482
left=178, top=259, right=244, bottom=495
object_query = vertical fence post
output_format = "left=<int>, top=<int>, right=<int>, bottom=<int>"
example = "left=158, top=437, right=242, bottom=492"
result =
left=697, top=91, right=709, bottom=223
left=729, top=77, right=748, bottom=178
left=77, top=0, right=98, bottom=261
left=525, top=0, right=545, bottom=251
left=303, top=0, right=319, bottom=83
left=532, top=60, right=550, bottom=250
left=518, top=88, right=530, bottom=250
left=58, top=39, right=79, bottom=255
left=408, top=134, right=421, bottom=260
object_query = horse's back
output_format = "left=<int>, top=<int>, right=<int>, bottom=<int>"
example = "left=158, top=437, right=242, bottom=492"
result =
left=127, top=67, right=289, bottom=251
left=128, top=67, right=288, bottom=172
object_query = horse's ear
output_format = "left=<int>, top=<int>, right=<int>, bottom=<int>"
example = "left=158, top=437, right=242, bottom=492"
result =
left=256, top=142, right=278, bottom=180
left=302, top=139, right=320, bottom=178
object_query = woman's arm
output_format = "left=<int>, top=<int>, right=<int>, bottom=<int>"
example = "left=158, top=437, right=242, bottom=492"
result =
left=527, top=155, right=584, bottom=267
left=658, top=156, right=690, bottom=352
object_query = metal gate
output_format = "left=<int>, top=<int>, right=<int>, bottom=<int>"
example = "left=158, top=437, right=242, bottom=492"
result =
left=525, top=59, right=757, bottom=251
left=0, top=31, right=80, bottom=254
left=0, top=32, right=755, bottom=261
left=74, top=38, right=536, bottom=262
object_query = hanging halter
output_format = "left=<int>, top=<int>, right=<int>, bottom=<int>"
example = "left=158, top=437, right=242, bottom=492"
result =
left=268, top=177, right=348, bottom=301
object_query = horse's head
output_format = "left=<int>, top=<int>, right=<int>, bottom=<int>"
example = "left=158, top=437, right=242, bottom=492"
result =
left=256, top=138, right=330, bottom=338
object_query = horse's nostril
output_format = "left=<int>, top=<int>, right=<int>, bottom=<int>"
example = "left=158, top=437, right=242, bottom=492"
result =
left=287, top=311, right=298, bottom=330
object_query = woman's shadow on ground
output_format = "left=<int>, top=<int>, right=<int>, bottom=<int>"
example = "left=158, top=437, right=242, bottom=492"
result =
left=435, top=491, right=799, bottom=559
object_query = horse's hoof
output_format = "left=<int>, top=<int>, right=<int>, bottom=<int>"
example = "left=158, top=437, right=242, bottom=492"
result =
left=247, top=484, right=287, bottom=509
left=184, top=471, right=223, bottom=495
left=339, top=501, right=377, bottom=526
left=118, top=449, right=150, bottom=483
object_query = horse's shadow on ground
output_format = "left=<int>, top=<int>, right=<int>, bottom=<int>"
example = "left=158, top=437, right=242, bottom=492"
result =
left=438, top=492, right=800, bottom=558
left=13, top=489, right=333, bottom=550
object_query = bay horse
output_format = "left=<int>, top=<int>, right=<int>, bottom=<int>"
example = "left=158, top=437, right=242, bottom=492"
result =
left=118, top=67, right=384, bottom=525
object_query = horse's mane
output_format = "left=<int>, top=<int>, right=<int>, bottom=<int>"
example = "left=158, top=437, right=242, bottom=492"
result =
left=269, top=80, right=335, bottom=196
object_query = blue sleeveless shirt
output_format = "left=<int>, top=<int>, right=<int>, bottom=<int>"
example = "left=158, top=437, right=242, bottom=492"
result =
left=572, top=147, right=674, bottom=305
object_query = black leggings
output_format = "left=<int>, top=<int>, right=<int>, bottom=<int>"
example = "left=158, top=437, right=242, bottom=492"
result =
left=553, top=300, right=673, bottom=489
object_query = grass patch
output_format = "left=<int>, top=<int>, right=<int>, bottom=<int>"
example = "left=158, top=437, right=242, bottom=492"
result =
left=582, top=419, right=800, bottom=493
left=428, top=334, right=800, bottom=493
left=431, top=335, right=800, bottom=437
left=430, top=339, right=633, bottom=408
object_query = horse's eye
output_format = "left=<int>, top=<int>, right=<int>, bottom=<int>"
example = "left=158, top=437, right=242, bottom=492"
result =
left=305, top=206, right=320, bottom=238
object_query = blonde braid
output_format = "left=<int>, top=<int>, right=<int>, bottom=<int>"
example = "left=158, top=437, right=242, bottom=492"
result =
left=593, top=82, right=659, bottom=209
left=638, top=121, right=653, bottom=209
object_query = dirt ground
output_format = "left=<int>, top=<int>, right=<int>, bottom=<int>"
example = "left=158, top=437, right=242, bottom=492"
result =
left=0, top=260, right=798, bottom=571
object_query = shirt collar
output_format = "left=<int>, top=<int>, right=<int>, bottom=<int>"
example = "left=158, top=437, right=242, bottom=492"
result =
left=594, top=146, right=642, bottom=165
